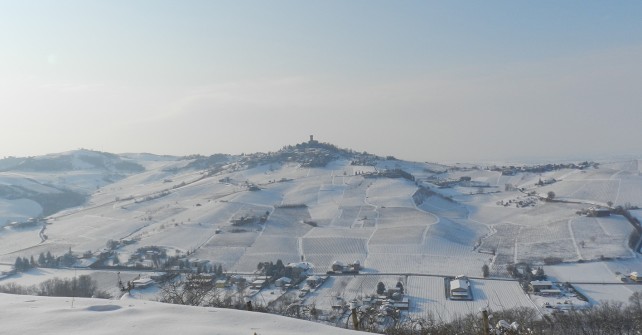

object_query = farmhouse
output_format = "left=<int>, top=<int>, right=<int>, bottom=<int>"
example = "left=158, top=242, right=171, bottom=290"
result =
left=215, top=279, right=227, bottom=288
left=287, top=262, right=313, bottom=274
left=393, top=297, right=410, bottom=310
left=386, top=287, right=403, bottom=300
left=589, top=207, right=611, bottom=217
left=251, top=278, right=267, bottom=289
left=537, top=178, right=556, bottom=186
left=540, top=288, right=562, bottom=297
left=331, top=261, right=346, bottom=272
left=329, top=260, right=360, bottom=273
left=530, top=280, right=553, bottom=292
left=306, top=275, right=325, bottom=288
left=449, top=279, right=469, bottom=299
left=132, top=277, right=155, bottom=289
left=275, top=277, right=292, bottom=287
left=630, top=272, right=642, bottom=282
left=229, top=275, right=246, bottom=285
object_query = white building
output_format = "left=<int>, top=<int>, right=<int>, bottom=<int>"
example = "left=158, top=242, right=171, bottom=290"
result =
left=450, top=279, right=469, bottom=299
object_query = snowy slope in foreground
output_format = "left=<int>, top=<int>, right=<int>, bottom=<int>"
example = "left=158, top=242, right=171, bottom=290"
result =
left=1, top=293, right=359, bottom=335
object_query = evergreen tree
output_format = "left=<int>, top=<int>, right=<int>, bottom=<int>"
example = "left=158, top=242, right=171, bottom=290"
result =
left=275, top=259, right=285, bottom=272
left=22, top=257, right=30, bottom=270
left=14, top=257, right=23, bottom=271
left=377, top=281, right=386, bottom=295
left=61, top=251, right=75, bottom=267
left=396, top=281, right=404, bottom=294
left=46, top=251, right=54, bottom=266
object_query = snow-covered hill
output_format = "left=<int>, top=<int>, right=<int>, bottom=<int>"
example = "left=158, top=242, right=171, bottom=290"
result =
left=1, top=293, right=359, bottom=335
left=0, top=149, right=172, bottom=224
left=2, top=140, right=642, bottom=324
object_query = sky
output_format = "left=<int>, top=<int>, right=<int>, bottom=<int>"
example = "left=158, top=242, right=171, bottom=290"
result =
left=1, top=1, right=641, bottom=163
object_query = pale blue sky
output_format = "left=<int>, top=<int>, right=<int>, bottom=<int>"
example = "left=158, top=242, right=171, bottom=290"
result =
left=1, top=1, right=641, bottom=162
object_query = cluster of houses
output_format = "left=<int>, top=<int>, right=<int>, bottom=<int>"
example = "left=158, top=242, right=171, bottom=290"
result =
left=295, top=276, right=326, bottom=298
left=341, top=282, right=411, bottom=323
left=425, top=176, right=489, bottom=189
left=497, top=195, right=539, bottom=208
left=361, top=169, right=415, bottom=182
left=491, top=161, right=596, bottom=175
left=238, top=136, right=341, bottom=168
left=243, top=262, right=326, bottom=299
left=375, top=285, right=409, bottom=311
left=359, top=296, right=410, bottom=318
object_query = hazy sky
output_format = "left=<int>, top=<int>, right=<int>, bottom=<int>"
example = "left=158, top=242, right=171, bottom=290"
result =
left=1, top=1, right=641, bottom=163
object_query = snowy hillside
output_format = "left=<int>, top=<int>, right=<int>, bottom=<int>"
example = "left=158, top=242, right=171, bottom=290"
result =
left=2, top=140, right=642, bottom=326
left=0, top=293, right=360, bottom=335
left=0, top=150, right=167, bottom=224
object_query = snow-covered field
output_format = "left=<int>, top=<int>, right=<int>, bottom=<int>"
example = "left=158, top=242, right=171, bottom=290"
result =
left=407, top=277, right=537, bottom=321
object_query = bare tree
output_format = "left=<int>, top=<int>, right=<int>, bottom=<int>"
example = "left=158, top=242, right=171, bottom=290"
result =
left=482, top=264, right=490, bottom=278
left=159, top=274, right=217, bottom=306
left=547, top=191, right=556, bottom=201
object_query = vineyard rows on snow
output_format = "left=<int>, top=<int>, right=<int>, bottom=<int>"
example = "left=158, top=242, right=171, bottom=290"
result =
left=302, top=237, right=368, bottom=254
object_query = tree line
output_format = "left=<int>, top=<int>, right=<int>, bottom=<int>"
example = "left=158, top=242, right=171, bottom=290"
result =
left=0, top=275, right=110, bottom=299
left=14, top=250, right=76, bottom=272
